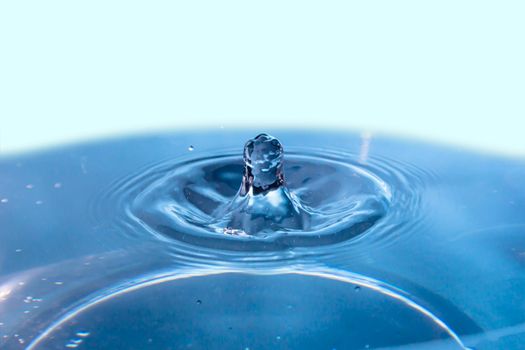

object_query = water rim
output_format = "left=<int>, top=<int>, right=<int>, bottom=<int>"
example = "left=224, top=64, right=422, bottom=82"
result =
left=25, top=266, right=468, bottom=350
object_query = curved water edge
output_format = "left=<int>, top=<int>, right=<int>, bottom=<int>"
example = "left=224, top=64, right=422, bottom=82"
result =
left=25, top=267, right=470, bottom=350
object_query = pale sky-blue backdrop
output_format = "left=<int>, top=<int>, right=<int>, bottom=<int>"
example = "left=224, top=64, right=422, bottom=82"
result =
left=0, top=1, right=523, bottom=155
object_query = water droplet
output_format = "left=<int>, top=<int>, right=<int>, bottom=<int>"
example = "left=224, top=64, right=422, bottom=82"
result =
left=196, top=299, right=202, bottom=305
left=0, top=198, right=8, bottom=204
left=54, top=281, right=64, bottom=285
left=76, top=331, right=90, bottom=338
left=15, top=249, right=22, bottom=253
left=242, top=133, right=284, bottom=194
left=188, top=145, right=194, bottom=151
left=54, top=182, right=62, bottom=189
left=25, top=184, right=34, bottom=189
left=354, top=286, right=361, bottom=292
left=35, top=200, right=43, bottom=205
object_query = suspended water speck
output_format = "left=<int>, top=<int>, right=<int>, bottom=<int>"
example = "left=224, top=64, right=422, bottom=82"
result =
left=15, top=249, right=22, bottom=253
left=76, top=331, right=90, bottom=338
left=54, top=281, right=64, bottom=285
left=25, top=184, right=34, bottom=189
left=0, top=198, right=8, bottom=204
left=188, top=145, right=194, bottom=151
left=54, top=182, right=62, bottom=189
left=354, top=286, right=361, bottom=292
left=35, top=200, right=43, bottom=205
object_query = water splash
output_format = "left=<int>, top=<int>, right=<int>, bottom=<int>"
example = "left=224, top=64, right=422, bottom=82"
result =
left=125, top=133, right=394, bottom=251
left=219, top=133, right=309, bottom=236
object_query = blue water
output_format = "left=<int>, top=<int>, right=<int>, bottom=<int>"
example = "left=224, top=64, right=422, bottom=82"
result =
left=0, top=131, right=524, bottom=349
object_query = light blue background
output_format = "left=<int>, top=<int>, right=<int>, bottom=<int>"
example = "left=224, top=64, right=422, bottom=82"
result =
left=0, top=1, right=523, bottom=155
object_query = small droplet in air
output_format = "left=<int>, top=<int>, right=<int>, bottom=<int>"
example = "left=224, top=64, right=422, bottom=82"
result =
left=54, top=182, right=62, bottom=189
left=25, top=184, right=34, bottom=190
left=188, top=145, right=194, bottom=151
left=0, top=198, right=8, bottom=204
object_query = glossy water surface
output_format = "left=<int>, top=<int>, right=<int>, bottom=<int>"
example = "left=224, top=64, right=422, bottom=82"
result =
left=0, top=131, right=524, bottom=350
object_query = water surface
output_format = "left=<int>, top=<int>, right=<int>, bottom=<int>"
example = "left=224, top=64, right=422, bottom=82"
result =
left=0, top=131, right=524, bottom=349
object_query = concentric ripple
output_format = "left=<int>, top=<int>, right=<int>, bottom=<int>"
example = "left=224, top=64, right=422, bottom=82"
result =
left=97, top=146, right=427, bottom=253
